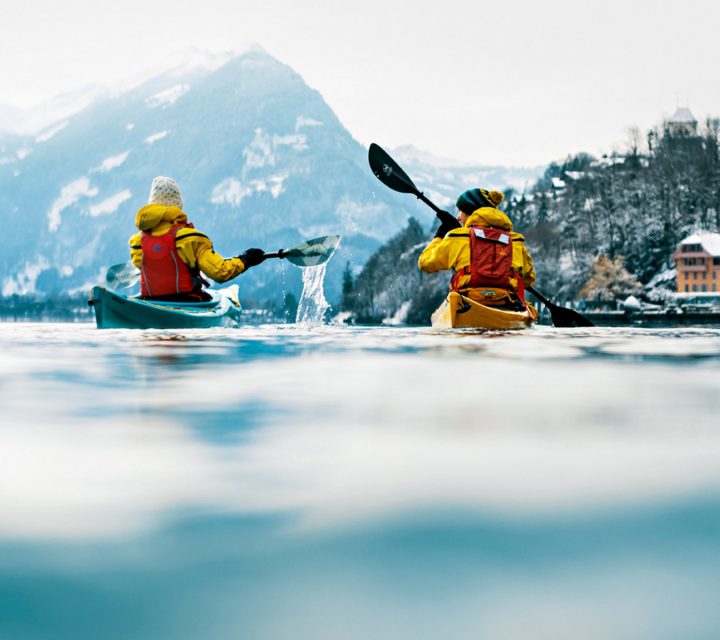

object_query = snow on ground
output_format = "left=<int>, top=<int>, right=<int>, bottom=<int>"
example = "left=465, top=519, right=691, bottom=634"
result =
left=145, top=84, right=190, bottom=109
left=2, top=258, right=49, bottom=296
left=88, top=190, right=132, bottom=217
left=243, top=128, right=310, bottom=168
left=211, top=179, right=250, bottom=206
left=268, top=175, right=286, bottom=198
left=144, top=131, right=169, bottom=145
left=16, top=148, right=32, bottom=160
left=210, top=175, right=286, bottom=206
left=92, top=151, right=130, bottom=173
left=296, top=116, right=323, bottom=130
left=126, top=123, right=135, bottom=131
left=35, top=121, right=68, bottom=143
left=48, top=177, right=99, bottom=232
left=243, top=129, right=275, bottom=169
left=273, top=134, right=308, bottom=151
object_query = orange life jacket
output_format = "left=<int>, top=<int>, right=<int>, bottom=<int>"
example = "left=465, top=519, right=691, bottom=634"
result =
left=140, top=223, right=201, bottom=298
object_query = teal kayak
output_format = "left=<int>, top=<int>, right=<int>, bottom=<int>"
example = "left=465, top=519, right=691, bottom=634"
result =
left=89, top=285, right=242, bottom=329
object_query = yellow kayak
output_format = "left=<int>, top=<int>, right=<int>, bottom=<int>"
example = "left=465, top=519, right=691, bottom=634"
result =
left=431, top=292, right=537, bottom=330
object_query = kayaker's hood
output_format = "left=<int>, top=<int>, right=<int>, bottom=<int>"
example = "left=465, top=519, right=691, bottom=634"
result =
left=135, top=204, right=187, bottom=233
left=465, top=207, right=513, bottom=232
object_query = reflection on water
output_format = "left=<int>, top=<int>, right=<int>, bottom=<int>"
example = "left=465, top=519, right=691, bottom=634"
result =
left=1, top=323, right=720, bottom=639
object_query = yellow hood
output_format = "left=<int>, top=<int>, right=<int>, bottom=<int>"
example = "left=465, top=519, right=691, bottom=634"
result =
left=465, top=207, right=513, bottom=231
left=135, top=204, right=187, bottom=233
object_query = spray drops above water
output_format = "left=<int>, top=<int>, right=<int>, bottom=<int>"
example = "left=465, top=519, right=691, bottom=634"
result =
left=296, top=263, right=331, bottom=325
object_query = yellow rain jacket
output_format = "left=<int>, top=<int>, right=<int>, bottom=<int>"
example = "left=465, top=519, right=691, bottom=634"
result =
left=128, top=205, right=247, bottom=283
left=418, top=207, right=536, bottom=297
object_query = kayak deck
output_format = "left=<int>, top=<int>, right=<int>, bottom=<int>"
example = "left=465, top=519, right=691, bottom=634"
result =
left=89, top=285, right=242, bottom=329
left=431, top=292, right=537, bottom=330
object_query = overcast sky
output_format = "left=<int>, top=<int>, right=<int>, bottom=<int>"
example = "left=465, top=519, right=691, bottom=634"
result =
left=1, top=0, right=718, bottom=166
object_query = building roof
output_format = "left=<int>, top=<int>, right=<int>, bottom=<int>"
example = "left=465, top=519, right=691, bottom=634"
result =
left=680, top=232, right=720, bottom=256
left=669, top=107, right=697, bottom=124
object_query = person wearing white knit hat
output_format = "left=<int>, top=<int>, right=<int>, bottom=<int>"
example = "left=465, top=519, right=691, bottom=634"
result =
left=128, top=176, right=266, bottom=301
left=147, top=176, right=184, bottom=208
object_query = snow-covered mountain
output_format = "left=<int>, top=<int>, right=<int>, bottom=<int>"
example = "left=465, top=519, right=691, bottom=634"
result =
left=0, top=48, right=544, bottom=304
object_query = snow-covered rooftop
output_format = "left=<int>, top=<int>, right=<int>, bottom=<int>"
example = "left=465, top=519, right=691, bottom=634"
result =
left=669, top=107, right=697, bottom=124
left=680, top=232, right=720, bottom=256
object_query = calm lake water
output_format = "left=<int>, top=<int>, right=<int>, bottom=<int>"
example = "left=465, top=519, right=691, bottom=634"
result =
left=1, top=321, right=720, bottom=640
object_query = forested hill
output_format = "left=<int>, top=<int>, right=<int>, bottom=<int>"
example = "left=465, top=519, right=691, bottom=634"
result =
left=341, top=117, right=720, bottom=324
left=505, top=118, right=720, bottom=299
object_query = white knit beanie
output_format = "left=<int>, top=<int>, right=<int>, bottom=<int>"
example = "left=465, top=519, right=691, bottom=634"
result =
left=148, top=176, right=183, bottom=208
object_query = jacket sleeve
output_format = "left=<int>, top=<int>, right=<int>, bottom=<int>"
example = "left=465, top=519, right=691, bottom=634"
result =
left=418, top=235, right=466, bottom=273
left=175, top=230, right=247, bottom=283
left=521, top=246, right=536, bottom=287
left=129, top=233, right=142, bottom=269
left=511, top=234, right=536, bottom=287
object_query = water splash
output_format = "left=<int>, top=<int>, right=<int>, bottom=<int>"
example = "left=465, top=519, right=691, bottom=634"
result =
left=296, top=264, right=330, bottom=325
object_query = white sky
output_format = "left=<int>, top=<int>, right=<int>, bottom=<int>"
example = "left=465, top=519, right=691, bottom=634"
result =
left=0, top=0, right=718, bottom=166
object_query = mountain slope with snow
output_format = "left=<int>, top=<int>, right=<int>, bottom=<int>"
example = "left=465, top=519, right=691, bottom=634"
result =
left=0, top=49, right=544, bottom=304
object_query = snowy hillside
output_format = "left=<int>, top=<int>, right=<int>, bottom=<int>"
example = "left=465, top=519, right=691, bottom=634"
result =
left=0, top=49, right=543, bottom=304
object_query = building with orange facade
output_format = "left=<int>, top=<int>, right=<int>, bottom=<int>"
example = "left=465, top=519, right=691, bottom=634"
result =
left=672, top=233, right=720, bottom=293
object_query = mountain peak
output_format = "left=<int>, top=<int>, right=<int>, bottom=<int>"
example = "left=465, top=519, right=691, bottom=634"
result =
left=0, top=46, right=270, bottom=137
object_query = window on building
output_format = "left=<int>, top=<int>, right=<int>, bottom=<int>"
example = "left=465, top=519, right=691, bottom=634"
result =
left=685, top=285, right=689, bottom=292
left=694, top=272, right=698, bottom=280
left=683, top=243, right=702, bottom=252
left=713, top=285, right=717, bottom=292
left=692, top=285, right=697, bottom=292
left=714, top=257, right=720, bottom=266
left=702, top=285, right=707, bottom=292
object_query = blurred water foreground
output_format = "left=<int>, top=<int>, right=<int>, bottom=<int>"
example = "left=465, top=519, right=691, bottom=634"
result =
left=1, top=322, right=720, bottom=640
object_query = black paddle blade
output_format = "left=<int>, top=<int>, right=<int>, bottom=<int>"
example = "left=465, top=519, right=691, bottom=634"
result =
left=368, top=143, right=419, bottom=195
left=106, top=262, right=140, bottom=289
left=546, top=303, right=595, bottom=328
left=281, top=235, right=341, bottom=267
left=527, top=286, right=594, bottom=328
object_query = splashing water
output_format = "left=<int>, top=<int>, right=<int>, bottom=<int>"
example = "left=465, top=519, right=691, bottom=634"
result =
left=295, top=263, right=330, bottom=325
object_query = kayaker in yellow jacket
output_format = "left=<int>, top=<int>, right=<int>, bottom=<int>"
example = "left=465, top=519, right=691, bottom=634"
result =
left=418, top=188, right=536, bottom=309
left=128, top=176, right=266, bottom=301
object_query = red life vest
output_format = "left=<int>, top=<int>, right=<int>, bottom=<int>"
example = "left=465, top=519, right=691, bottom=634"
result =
left=451, top=225, right=516, bottom=293
left=140, top=223, right=200, bottom=297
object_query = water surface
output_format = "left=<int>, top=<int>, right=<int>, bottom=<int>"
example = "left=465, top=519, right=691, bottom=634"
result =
left=1, top=322, right=719, bottom=639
